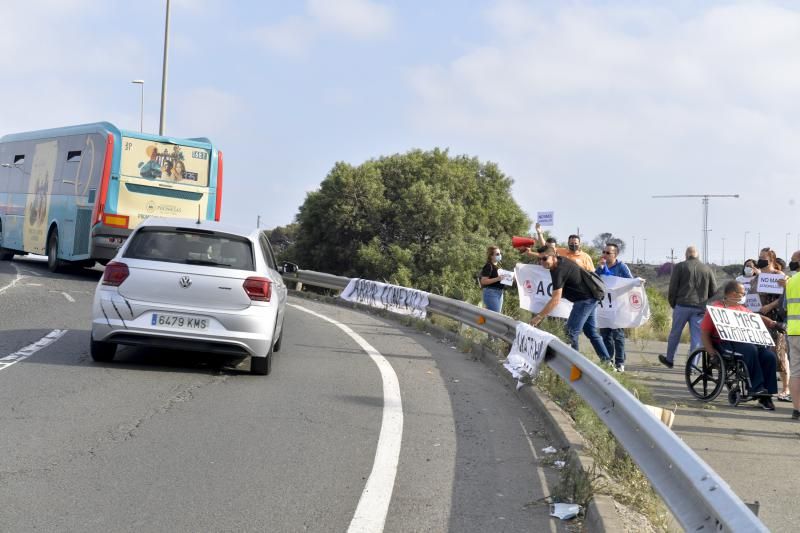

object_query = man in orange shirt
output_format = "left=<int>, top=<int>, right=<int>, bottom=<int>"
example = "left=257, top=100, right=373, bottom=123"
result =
left=529, top=223, right=594, bottom=271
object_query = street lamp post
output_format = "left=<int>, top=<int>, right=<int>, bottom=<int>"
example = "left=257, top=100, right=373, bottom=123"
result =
left=131, top=80, right=144, bottom=132
left=643, top=238, right=647, bottom=264
left=743, top=231, right=749, bottom=263
left=159, top=0, right=171, bottom=135
left=786, top=233, right=791, bottom=261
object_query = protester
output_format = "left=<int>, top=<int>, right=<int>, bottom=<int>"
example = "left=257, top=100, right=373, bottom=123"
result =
left=659, top=246, right=717, bottom=369
left=530, top=246, right=612, bottom=363
left=530, top=223, right=594, bottom=270
left=784, top=250, right=800, bottom=419
left=700, top=281, right=779, bottom=410
left=596, top=242, right=633, bottom=372
left=753, top=247, right=790, bottom=401
left=480, top=245, right=506, bottom=313
left=735, top=259, right=759, bottom=292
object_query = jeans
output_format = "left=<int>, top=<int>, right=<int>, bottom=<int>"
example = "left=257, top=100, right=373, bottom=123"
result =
left=482, top=287, right=503, bottom=313
left=601, top=328, right=626, bottom=366
left=719, top=341, right=778, bottom=394
left=566, top=299, right=611, bottom=361
left=665, top=305, right=704, bottom=363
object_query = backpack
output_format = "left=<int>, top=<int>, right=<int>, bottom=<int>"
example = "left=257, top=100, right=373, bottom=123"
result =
left=579, top=268, right=607, bottom=301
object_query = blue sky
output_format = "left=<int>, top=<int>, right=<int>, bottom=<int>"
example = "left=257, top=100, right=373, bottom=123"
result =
left=3, top=0, right=800, bottom=265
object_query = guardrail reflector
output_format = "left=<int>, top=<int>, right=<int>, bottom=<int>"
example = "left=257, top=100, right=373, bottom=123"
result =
left=570, top=365, right=582, bottom=382
left=477, top=315, right=486, bottom=325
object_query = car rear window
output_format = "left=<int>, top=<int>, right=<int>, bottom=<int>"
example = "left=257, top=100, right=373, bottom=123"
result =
left=123, top=228, right=255, bottom=270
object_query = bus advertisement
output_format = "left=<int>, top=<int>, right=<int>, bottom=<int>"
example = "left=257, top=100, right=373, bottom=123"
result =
left=0, top=122, right=223, bottom=271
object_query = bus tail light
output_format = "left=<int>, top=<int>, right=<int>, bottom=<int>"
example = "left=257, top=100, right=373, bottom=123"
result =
left=103, top=214, right=129, bottom=229
left=215, top=150, right=223, bottom=221
left=243, top=277, right=271, bottom=302
left=93, top=133, right=115, bottom=224
left=102, top=262, right=129, bottom=286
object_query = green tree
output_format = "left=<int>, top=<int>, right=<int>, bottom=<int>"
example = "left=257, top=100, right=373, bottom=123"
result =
left=288, top=148, right=530, bottom=301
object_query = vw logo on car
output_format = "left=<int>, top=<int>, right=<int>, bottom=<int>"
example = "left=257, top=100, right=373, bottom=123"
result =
left=179, top=275, right=192, bottom=288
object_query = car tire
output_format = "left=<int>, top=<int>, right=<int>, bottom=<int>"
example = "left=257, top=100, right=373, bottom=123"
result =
left=273, top=326, right=283, bottom=353
left=251, top=350, right=272, bottom=376
left=90, top=338, right=117, bottom=362
left=47, top=230, right=61, bottom=273
left=0, top=248, right=13, bottom=261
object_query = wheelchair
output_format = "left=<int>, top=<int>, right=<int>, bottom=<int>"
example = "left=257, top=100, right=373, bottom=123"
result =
left=684, top=345, right=755, bottom=406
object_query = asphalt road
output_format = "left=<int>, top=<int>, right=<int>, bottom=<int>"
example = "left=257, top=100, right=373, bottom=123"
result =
left=0, top=257, right=567, bottom=533
left=626, top=339, right=799, bottom=533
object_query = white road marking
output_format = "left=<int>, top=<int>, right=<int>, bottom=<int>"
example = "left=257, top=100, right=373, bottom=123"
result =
left=0, top=263, right=24, bottom=295
left=290, top=303, right=403, bottom=533
left=0, top=329, right=68, bottom=373
left=25, top=283, right=43, bottom=286
left=61, top=292, right=75, bottom=303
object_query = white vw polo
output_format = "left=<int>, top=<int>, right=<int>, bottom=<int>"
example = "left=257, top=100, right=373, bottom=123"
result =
left=90, top=217, right=292, bottom=375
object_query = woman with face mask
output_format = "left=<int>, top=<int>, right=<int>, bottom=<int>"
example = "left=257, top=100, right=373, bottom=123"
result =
left=480, top=245, right=506, bottom=313
left=736, top=259, right=759, bottom=291
left=752, top=248, right=791, bottom=401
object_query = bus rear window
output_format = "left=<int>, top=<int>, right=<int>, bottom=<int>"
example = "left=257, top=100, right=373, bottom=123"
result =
left=124, top=229, right=254, bottom=270
left=120, top=137, right=210, bottom=187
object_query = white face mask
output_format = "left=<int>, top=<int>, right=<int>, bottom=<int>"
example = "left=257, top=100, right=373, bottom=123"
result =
left=743, top=266, right=754, bottom=277
left=494, top=253, right=502, bottom=262
left=738, top=295, right=747, bottom=305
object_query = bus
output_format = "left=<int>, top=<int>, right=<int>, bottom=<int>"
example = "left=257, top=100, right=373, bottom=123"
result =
left=0, top=122, right=223, bottom=271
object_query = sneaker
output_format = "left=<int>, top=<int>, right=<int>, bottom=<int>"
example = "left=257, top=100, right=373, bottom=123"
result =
left=792, top=409, right=800, bottom=420
left=758, top=397, right=775, bottom=411
left=658, top=355, right=673, bottom=369
left=750, top=387, right=769, bottom=398
left=615, top=364, right=625, bottom=373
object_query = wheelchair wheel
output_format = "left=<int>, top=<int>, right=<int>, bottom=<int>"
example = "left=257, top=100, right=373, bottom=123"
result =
left=728, top=387, right=742, bottom=406
left=685, top=348, right=726, bottom=401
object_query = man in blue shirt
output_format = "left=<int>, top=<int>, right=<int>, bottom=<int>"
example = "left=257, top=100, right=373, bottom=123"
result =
left=596, top=243, right=633, bottom=371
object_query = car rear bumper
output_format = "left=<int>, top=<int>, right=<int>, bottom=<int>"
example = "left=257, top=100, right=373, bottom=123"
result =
left=91, top=290, right=275, bottom=358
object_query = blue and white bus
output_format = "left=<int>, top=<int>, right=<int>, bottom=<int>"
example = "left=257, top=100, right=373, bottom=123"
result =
left=0, top=122, right=223, bottom=271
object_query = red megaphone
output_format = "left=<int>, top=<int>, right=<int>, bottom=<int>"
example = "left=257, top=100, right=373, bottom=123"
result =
left=512, top=236, right=537, bottom=249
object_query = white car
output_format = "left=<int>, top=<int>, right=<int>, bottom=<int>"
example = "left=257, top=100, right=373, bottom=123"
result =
left=90, top=217, right=292, bottom=375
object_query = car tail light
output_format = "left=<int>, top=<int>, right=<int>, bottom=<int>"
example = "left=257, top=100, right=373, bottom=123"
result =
left=102, top=262, right=130, bottom=286
left=243, top=277, right=272, bottom=301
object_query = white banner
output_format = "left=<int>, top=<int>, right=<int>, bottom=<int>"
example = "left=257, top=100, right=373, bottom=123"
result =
left=705, top=305, right=774, bottom=346
left=340, top=279, right=430, bottom=318
left=514, top=263, right=650, bottom=328
left=503, top=322, right=557, bottom=383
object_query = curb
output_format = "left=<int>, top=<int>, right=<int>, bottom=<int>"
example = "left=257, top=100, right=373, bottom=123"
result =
left=287, top=289, right=622, bottom=531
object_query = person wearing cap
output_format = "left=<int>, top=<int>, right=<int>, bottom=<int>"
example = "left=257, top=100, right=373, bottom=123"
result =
left=139, top=145, right=162, bottom=179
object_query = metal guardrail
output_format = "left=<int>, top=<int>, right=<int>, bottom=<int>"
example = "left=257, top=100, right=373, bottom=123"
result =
left=284, top=269, right=767, bottom=532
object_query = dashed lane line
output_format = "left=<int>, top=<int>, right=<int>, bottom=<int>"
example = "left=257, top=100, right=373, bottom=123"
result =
left=0, top=329, right=68, bottom=374
left=0, top=262, right=24, bottom=295
left=289, top=303, right=403, bottom=533
left=61, top=292, right=75, bottom=303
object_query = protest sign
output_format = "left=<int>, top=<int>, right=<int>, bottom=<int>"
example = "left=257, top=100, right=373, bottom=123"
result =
left=705, top=305, right=774, bottom=346
left=756, top=273, right=785, bottom=295
left=537, top=211, right=554, bottom=226
left=515, top=263, right=650, bottom=328
left=340, top=279, right=430, bottom=318
left=745, top=293, right=761, bottom=313
left=503, top=322, right=557, bottom=384
left=497, top=268, right=515, bottom=286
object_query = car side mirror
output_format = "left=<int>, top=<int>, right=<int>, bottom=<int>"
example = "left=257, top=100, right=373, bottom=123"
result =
left=280, top=261, right=298, bottom=274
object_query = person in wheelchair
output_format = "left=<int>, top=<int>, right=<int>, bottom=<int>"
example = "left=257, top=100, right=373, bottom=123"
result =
left=700, top=280, right=780, bottom=410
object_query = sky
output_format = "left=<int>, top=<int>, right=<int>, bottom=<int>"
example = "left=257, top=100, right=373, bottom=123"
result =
left=2, top=0, right=800, bottom=266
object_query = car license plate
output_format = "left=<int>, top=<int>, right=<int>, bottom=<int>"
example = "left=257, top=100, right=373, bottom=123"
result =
left=151, top=313, right=209, bottom=330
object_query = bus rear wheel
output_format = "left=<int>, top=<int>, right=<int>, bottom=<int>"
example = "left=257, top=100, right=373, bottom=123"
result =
left=47, top=230, right=62, bottom=273
left=0, top=248, right=13, bottom=261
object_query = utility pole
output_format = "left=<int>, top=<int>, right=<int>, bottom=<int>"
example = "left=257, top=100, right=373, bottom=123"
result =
left=632, top=236, right=636, bottom=263
left=652, top=194, right=739, bottom=263
left=643, top=238, right=647, bottom=264
left=667, top=248, right=677, bottom=263
left=721, top=237, right=726, bottom=265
